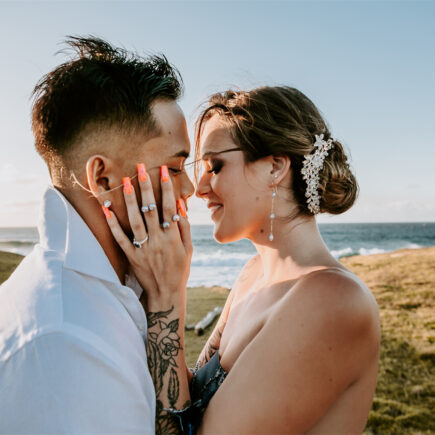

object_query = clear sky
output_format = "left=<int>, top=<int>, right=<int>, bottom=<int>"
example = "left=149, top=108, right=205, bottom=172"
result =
left=0, top=0, right=434, bottom=226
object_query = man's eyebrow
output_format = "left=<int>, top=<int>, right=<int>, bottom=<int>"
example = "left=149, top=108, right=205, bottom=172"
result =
left=170, top=150, right=190, bottom=158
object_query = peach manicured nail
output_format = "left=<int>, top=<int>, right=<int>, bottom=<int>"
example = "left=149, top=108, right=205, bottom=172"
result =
left=177, top=198, right=186, bottom=217
left=123, top=177, right=133, bottom=194
left=102, top=206, right=111, bottom=219
left=160, top=165, right=169, bottom=182
left=137, top=163, right=148, bottom=182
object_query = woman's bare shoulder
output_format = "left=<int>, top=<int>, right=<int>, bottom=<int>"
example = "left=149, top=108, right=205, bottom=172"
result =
left=303, top=267, right=377, bottom=308
left=277, top=267, right=380, bottom=353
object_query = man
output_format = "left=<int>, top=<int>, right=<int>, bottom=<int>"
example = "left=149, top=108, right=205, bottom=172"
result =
left=0, top=36, right=193, bottom=433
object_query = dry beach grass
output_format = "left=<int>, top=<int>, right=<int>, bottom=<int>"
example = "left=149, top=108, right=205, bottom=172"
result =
left=1, top=247, right=434, bottom=433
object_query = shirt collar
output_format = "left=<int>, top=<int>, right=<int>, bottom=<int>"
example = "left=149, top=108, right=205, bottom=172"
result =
left=38, top=186, right=121, bottom=285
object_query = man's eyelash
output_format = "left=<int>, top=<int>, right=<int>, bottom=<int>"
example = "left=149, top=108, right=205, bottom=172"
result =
left=169, top=167, right=184, bottom=174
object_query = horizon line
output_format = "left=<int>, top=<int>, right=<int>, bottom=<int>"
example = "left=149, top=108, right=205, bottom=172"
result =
left=1, top=221, right=434, bottom=230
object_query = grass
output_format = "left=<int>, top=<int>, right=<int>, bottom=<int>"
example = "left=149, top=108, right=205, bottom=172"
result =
left=341, top=248, right=435, bottom=434
left=1, top=247, right=434, bottom=433
left=0, top=251, right=24, bottom=284
left=185, top=286, right=228, bottom=366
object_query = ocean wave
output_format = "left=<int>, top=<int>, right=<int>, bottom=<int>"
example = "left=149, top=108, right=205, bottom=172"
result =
left=191, top=249, right=253, bottom=267
left=330, top=247, right=355, bottom=258
left=405, top=243, right=423, bottom=250
left=0, top=241, right=36, bottom=256
left=0, top=240, right=36, bottom=246
left=331, top=243, right=424, bottom=259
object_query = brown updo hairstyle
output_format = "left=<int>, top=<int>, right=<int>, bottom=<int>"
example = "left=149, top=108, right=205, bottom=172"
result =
left=195, top=86, right=358, bottom=216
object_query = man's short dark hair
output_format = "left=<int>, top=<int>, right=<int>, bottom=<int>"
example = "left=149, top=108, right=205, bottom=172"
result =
left=32, top=36, right=183, bottom=164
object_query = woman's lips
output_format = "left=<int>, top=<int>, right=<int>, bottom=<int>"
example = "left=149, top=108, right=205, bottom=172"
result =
left=207, top=202, right=223, bottom=218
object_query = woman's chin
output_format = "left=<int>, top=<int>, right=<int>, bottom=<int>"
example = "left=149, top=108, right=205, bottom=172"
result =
left=212, top=224, right=225, bottom=243
left=213, top=223, right=243, bottom=244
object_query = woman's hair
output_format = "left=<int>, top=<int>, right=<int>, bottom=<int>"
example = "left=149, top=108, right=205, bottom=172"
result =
left=195, top=86, right=358, bottom=216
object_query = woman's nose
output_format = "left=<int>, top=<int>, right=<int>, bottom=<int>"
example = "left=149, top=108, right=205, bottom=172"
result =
left=195, top=172, right=210, bottom=199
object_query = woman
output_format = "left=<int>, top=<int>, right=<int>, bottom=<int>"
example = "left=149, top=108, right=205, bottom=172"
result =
left=105, top=86, right=380, bottom=434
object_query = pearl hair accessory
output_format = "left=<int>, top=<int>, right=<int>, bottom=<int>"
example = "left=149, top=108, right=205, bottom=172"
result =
left=301, top=134, right=334, bottom=215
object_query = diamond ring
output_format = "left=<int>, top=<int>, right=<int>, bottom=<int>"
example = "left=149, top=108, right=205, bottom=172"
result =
left=133, top=235, right=149, bottom=248
left=172, top=214, right=180, bottom=222
left=148, top=203, right=157, bottom=211
left=162, top=221, right=170, bottom=229
left=141, top=205, right=149, bottom=213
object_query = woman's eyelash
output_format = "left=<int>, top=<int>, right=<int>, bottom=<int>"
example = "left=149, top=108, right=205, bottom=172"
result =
left=207, top=161, right=223, bottom=174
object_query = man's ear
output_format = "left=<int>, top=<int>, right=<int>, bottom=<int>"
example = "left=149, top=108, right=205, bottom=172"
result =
left=86, top=155, right=115, bottom=201
left=270, top=155, right=291, bottom=185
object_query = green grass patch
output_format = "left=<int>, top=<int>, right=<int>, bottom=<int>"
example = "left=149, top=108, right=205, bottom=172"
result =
left=0, top=251, right=23, bottom=284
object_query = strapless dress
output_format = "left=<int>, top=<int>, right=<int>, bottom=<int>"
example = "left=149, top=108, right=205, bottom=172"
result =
left=167, top=351, right=227, bottom=434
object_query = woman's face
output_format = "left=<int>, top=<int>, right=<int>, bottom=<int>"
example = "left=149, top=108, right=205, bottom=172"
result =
left=196, top=115, right=273, bottom=243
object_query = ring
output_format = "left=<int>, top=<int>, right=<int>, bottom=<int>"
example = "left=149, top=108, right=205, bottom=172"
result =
left=148, top=203, right=157, bottom=211
left=141, top=205, right=149, bottom=213
left=172, top=214, right=180, bottom=222
left=162, top=221, right=170, bottom=229
left=133, top=235, right=149, bottom=248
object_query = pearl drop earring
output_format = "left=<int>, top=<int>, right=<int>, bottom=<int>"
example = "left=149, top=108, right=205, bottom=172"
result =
left=269, top=186, right=277, bottom=242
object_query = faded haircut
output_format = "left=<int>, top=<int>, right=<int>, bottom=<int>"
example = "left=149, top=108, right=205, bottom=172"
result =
left=32, top=35, right=183, bottom=165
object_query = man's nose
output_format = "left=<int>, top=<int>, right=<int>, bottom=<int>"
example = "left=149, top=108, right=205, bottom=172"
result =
left=181, top=171, right=195, bottom=200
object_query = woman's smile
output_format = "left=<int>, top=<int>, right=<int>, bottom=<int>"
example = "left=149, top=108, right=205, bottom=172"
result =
left=207, top=201, right=223, bottom=218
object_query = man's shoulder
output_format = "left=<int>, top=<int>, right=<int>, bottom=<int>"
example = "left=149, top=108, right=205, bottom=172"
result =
left=2, top=243, right=62, bottom=279
left=0, top=245, right=65, bottom=300
left=0, top=246, right=67, bottom=357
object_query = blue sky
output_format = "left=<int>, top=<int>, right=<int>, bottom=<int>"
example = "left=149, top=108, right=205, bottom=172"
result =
left=0, top=0, right=434, bottom=226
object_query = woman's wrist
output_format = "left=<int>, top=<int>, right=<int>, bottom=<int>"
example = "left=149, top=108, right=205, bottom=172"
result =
left=142, top=289, right=186, bottom=314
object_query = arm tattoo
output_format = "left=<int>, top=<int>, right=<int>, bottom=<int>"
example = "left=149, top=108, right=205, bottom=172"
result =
left=195, top=321, right=225, bottom=371
left=146, top=306, right=186, bottom=434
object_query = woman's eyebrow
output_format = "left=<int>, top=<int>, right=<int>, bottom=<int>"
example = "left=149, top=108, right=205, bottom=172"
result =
left=200, top=151, right=216, bottom=160
left=200, top=147, right=241, bottom=160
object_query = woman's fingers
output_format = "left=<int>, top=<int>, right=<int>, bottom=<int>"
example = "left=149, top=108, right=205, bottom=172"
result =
left=177, top=199, right=193, bottom=254
left=160, top=166, right=180, bottom=235
left=122, top=177, right=148, bottom=243
left=137, top=163, right=160, bottom=234
left=102, top=207, right=135, bottom=258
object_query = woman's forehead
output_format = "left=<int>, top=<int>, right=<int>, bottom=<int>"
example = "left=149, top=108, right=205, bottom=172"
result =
left=200, top=118, right=234, bottom=156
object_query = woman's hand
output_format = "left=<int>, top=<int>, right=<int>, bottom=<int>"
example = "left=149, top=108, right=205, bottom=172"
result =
left=104, top=163, right=192, bottom=432
left=103, top=163, right=192, bottom=311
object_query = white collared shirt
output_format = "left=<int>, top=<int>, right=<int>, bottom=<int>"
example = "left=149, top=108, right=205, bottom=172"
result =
left=0, top=187, right=155, bottom=434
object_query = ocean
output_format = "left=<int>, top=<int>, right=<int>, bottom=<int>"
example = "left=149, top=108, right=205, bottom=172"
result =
left=1, top=223, right=434, bottom=288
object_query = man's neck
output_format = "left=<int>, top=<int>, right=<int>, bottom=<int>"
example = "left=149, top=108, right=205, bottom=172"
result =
left=57, top=186, right=129, bottom=284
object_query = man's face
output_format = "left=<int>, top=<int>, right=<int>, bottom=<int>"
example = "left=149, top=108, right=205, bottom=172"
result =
left=109, top=99, right=194, bottom=236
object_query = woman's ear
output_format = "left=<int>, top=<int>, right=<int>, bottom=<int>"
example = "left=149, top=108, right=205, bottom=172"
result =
left=270, top=155, right=291, bottom=185
left=86, top=155, right=112, bottom=201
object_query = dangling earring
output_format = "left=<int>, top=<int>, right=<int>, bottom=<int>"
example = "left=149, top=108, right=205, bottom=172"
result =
left=269, top=185, right=277, bottom=242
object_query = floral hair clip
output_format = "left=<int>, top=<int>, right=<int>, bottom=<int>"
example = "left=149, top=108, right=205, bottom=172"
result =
left=301, top=133, right=334, bottom=215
